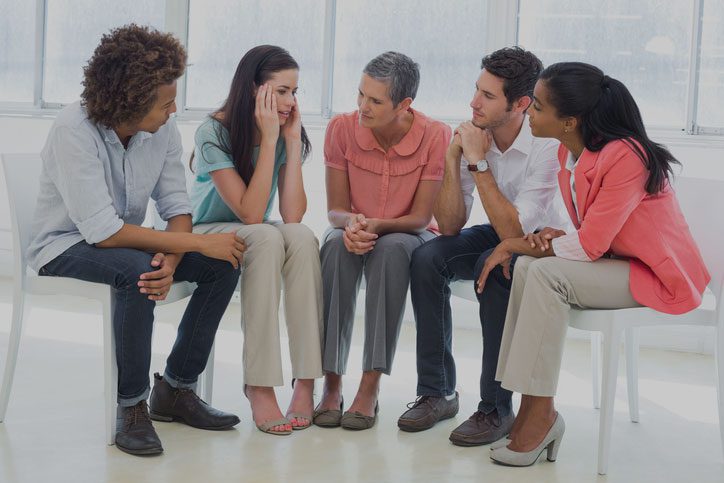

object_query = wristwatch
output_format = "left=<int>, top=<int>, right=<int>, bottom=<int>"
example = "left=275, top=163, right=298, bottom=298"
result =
left=467, top=159, right=489, bottom=172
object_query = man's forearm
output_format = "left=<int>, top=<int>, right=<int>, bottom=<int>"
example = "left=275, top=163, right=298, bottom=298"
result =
left=434, top=156, right=468, bottom=235
left=474, top=171, right=523, bottom=239
left=96, top=222, right=201, bottom=253
left=163, top=214, right=193, bottom=265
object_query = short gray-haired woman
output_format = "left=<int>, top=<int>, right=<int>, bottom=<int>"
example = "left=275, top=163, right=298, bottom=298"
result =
left=313, top=52, right=451, bottom=430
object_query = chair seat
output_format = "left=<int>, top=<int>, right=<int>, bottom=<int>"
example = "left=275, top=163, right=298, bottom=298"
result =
left=570, top=287, right=717, bottom=331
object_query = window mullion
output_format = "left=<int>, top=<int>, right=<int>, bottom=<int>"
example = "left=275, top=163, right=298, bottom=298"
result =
left=486, top=0, right=519, bottom=50
left=165, top=0, right=190, bottom=114
left=685, top=0, right=705, bottom=135
left=34, top=0, right=47, bottom=108
left=321, top=0, right=337, bottom=119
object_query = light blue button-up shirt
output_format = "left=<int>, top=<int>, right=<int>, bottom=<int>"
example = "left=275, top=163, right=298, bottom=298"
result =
left=27, top=101, right=192, bottom=271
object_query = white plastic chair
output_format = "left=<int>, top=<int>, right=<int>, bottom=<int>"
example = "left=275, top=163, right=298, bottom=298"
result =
left=571, top=176, right=724, bottom=474
left=0, top=153, right=215, bottom=445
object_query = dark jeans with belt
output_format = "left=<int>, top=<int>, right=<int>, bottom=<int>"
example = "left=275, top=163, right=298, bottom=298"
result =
left=410, top=224, right=516, bottom=416
left=40, top=242, right=240, bottom=406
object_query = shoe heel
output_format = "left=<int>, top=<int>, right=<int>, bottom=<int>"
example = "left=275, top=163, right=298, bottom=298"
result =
left=149, top=410, right=174, bottom=422
left=546, top=438, right=561, bottom=462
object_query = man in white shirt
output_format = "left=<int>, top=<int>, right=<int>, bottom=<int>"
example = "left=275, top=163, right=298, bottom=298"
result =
left=398, top=47, right=566, bottom=446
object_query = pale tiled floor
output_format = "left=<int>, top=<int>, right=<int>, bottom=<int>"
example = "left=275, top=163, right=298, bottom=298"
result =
left=0, top=280, right=722, bottom=483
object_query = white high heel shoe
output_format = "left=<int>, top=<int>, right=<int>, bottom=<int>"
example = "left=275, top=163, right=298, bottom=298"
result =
left=489, top=438, right=511, bottom=450
left=489, top=413, right=565, bottom=467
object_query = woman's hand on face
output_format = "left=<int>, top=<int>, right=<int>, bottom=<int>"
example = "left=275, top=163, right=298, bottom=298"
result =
left=255, top=83, right=280, bottom=144
left=281, top=97, right=302, bottom=143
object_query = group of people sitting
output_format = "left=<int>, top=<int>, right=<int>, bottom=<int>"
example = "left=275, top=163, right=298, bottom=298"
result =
left=26, top=24, right=709, bottom=466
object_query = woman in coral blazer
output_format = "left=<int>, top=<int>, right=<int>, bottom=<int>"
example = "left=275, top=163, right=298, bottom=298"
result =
left=476, top=62, right=709, bottom=466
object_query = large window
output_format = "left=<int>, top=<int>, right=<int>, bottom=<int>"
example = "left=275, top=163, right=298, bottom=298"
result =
left=518, top=0, right=694, bottom=129
left=0, top=0, right=721, bottom=134
left=0, top=0, right=36, bottom=103
left=43, top=0, right=164, bottom=105
left=185, top=0, right=325, bottom=113
left=333, top=0, right=488, bottom=118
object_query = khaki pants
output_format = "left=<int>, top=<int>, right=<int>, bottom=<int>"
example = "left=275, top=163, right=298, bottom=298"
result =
left=496, top=256, right=641, bottom=397
left=193, top=221, right=323, bottom=386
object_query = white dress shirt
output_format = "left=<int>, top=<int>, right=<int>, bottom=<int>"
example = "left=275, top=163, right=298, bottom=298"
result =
left=459, top=120, right=570, bottom=235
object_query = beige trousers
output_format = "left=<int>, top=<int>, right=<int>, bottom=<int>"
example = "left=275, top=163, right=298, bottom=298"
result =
left=193, top=221, right=323, bottom=386
left=496, top=256, right=641, bottom=397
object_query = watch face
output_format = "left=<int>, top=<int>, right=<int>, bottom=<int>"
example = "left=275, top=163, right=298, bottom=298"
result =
left=476, top=160, right=488, bottom=172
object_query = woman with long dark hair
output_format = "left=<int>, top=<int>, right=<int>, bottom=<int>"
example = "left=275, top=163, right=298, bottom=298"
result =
left=191, top=45, right=322, bottom=435
left=476, top=62, right=709, bottom=465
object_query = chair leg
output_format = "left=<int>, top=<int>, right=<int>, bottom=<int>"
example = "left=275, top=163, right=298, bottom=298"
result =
left=597, top=326, right=623, bottom=475
left=716, top=325, right=724, bottom=461
left=202, top=342, right=215, bottom=405
left=625, top=327, right=640, bottom=423
left=0, top=290, right=27, bottom=422
left=591, top=331, right=602, bottom=409
left=102, top=295, right=117, bottom=446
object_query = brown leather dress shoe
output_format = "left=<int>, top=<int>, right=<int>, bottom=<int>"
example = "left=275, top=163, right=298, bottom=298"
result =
left=449, top=409, right=514, bottom=447
left=115, top=400, right=163, bottom=456
left=149, top=373, right=240, bottom=430
left=397, top=392, right=459, bottom=432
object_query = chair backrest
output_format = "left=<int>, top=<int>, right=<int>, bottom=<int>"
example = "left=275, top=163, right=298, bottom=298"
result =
left=672, top=176, right=724, bottom=305
left=1, top=154, right=43, bottom=282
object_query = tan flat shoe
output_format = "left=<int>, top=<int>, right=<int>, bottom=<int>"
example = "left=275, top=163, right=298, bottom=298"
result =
left=313, top=397, right=344, bottom=428
left=340, top=401, right=379, bottom=431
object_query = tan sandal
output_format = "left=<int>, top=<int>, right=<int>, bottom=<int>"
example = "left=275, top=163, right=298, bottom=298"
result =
left=243, top=384, right=292, bottom=436
left=286, top=412, right=312, bottom=430
left=256, top=417, right=293, bottom=436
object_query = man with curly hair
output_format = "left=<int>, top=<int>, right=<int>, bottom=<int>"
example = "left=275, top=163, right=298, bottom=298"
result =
left=27, top=24, right=245, bottom=456
left=397, top=47, right=569, bottom=446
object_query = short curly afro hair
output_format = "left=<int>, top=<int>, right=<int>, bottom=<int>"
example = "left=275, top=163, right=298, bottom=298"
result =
left=81, top=24, right=187, bottom=128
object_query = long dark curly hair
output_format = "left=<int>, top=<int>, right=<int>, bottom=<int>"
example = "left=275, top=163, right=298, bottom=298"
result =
left=81, top=24, right=186, bottom=128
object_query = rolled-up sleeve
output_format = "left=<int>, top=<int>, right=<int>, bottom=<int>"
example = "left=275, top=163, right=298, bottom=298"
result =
left=47, top=126, right=123, bottom=244
left=459, top=157, right=476, bottom=220
left=552, top=232, right=592, bottom=261
left=152, top=122, right=192, bottom=221
left=513, top=142, right=560, bottom=234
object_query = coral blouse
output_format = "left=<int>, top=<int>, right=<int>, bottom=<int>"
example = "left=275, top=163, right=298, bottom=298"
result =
left=324, top=108, right=451, bottom=225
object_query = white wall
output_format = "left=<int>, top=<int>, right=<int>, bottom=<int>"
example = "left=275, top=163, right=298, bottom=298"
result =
left=1, top=115, right=722, bottom=354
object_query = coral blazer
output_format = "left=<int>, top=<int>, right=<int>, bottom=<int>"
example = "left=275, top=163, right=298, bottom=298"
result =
left=558, top=140, right=710, bottom=315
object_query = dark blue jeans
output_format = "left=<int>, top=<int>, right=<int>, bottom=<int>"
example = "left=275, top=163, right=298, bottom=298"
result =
left=410, top=224, right=515, bottom=416
left=40, top=242, right=240, bottom=406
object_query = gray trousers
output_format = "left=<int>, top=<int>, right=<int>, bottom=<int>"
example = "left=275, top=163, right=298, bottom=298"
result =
left=320, top=228, right=435, bottom=375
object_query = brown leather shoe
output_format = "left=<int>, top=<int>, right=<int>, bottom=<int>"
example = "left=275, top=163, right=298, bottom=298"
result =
left=115, top=400, right=163, bottom=456
left=149, top=373, right=240, bottom=430
left=397, top=392, right=459, bottom=432
left=449, top=409, right=514, bottom=447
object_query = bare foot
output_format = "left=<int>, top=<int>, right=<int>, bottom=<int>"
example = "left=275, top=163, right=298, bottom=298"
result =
left=316, top=373, right=343, bottom=412
left=244, top=385, right=291, bottom=433
left=346, top=371, right=380, bottom=417
left=507, top=411, right=556, bottom=452
left=286, top=379, right=314, bottom=428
